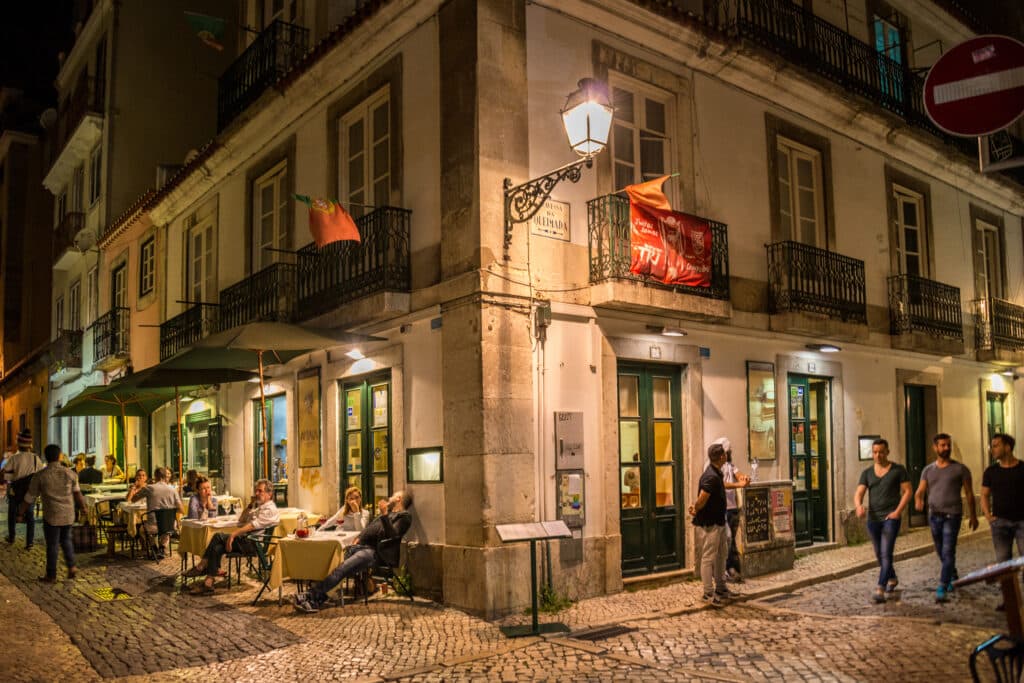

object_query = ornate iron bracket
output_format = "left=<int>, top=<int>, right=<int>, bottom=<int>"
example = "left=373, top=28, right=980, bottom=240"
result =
left=503, top=157, right=593, bottom=260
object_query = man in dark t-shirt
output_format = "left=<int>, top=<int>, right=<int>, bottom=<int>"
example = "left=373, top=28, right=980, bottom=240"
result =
left=981, top=433, right=1024, bottom=609
left=854, top=438, right=911, bottom=604
left=689, top=441, right=732, bottom=606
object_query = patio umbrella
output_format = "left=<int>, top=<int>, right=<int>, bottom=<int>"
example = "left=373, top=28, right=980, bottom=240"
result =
left=132, top=364, right=259, bottom=487
left=160, top=321, right=383, bottom=479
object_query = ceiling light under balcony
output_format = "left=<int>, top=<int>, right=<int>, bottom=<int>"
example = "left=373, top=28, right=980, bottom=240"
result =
left=646, top=325, right=687, bottom=337
left=806, top=343, right=841, bottom=353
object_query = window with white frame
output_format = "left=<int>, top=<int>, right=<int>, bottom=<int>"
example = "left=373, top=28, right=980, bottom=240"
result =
left=139, top=237, right=155, bottom=296
left=111, top=262, right=127, bottom=309
left=89, top=145, right=102, bottom=205
left=974, top=218, right=1004, bottom=301
left=252, top=160, right=289, bottom=271
left=71, top=165, right=84, bottom=211
left=893, top=185, right=926, bottom=277
left=187, top=212, right=217, bottom=305
left=609, top=78, right=672, bottom=200
left=85, top=416, right=96, bottom=452
left=68, top=280, right=81, bottom=330
left=339, top=87, right=390, bottom=217
left=70, top=417, right=79, bottom=454
left=776, top=136, right=826, bottom=248
left=56, top=190, right=67, bottom=226
left=262, top=0, right=299, bottom=27
left=86, top=267, right=97, bottom=324
left=55, top=296, right=64, bottom=333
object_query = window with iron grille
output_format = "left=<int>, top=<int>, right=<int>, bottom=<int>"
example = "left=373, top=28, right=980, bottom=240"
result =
left=338, top=87, right=391, bottom=218
left=252, top=161, right=289, bottom=270
left=608, top=77, right=673, bottom=205
left=776, top=137, right=825, bottom=248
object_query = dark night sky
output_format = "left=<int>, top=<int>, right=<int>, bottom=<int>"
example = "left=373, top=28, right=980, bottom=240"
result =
left=0, top=1, right=74, bottom=105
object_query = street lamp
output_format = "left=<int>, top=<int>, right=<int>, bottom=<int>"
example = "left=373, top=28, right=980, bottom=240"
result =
left=503, top=78, right=613, bottom=259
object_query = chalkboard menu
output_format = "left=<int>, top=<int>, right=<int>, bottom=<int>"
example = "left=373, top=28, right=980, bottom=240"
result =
left=745, top=488, right=771, bottom=544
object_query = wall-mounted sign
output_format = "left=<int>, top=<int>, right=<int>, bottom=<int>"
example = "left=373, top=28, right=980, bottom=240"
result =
left=529, top=199, right=570, bottom=242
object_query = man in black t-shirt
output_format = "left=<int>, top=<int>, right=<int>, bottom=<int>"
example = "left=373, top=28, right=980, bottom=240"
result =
left=689, top=441, right=732, bottom=606
left=981, top=433, right=1024, bottom=604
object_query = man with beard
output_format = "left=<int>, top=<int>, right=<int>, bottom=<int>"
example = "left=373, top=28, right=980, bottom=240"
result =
left=914, top=433, right=977, bottom=602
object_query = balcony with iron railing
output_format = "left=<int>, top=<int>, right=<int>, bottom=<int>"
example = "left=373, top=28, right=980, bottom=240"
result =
left=217, top=20, right=309, bottom=131
left=91, top=306, right=129, bottom=368
left=973, top=297, right=1024, bottom=364
left=586, top=194, right=730, bottom=318
left=887, top=274, right=963, bottom=354
left=54, top=75, right=105, bottom=158
left=218, top=262, right=297, bottom=331
left=53, top=212, right=85, bottom=269
left=699, top=0, right=1024, bottom=186
left=50, top=328, right=84, bottom=378
left=295, top=206, right=412, bottom=323
left=44, top=74, right=105, bottom=190
left=160, top=304, right=220, bottom=361
left=766, top=241, right=867, bottom=331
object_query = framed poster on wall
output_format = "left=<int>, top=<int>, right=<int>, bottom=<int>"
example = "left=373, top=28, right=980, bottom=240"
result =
left=858, top=435, right=880, bottom=461
left=746, top=361, right=777, bottom=460
left=297, top=368, right=321, bottom=468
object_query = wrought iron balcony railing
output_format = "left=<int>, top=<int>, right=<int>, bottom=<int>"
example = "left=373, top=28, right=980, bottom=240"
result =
left=217, top=20, right=309, bottom=131
left=160, top=304, right=219, bottom=361
left=887, top=274, right=963, bottom=340
left=50, top=328, right=83, bottom=372
left=92, top=306, right=129, bottom=364
left=53, top=212, right=85, bottom=265
left=766, top=241, right=866, bottom=323
left=586, top=194, right=730, bottom=300
left=973, top=297, right=1024, bottom=352
left=295, top=206, right=411, bottom=321
left=54, top=75, right=104, bottom=157
left=218, top=262, right=296, bottom=331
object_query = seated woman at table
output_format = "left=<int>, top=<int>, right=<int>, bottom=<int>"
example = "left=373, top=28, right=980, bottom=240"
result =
left=320, top=487, right=370, bottom=532
left=187, top=476, right=218, bottom=520
left=182, top=469, right=200, bottom=496
left=102, top=454, right=125, bottom=481
left=72, top=453, right=86, bottom=473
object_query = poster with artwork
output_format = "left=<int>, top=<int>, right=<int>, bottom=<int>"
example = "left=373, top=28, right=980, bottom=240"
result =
left=297, top=369, right=321, bottom=468
left=746, top=361, right=777, bottom=460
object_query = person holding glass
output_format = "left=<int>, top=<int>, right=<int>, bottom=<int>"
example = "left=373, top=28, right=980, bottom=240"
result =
left=187, top=476, right=218, bottom=521
left=320, top=487, right=370, bottom=532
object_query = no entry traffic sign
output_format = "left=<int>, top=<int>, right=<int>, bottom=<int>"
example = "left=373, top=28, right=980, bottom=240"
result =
left=924, top=35, right=1024, bottom=137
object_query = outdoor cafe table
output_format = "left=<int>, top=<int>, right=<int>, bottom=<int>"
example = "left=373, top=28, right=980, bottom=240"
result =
left=84, top=492, right=127, bottom=525
left=268, top=529, right=360, bottom=592
left=178, top=517, right=245, bottom=558
left=117, top=501, right=150, bottom=536
left=275, top=508, right=321, bottom=536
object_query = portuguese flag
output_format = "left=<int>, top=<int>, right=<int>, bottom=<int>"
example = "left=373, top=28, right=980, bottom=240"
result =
left=295, top=195, right=361, bottom=247
left=184, top=11, right=226, bottom=51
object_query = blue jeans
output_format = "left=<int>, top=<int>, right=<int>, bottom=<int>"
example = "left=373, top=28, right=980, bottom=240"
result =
left=7, top=495, right=35, bottom=546
left=309, top=545, right=376, bottom=604
left=42, top=523, right=75, bottom=579
left=990, top=518, right=1024, bottom=564
left=928, top=513, right=961, bottom=586
left=866, top=518, right=901, bottom=588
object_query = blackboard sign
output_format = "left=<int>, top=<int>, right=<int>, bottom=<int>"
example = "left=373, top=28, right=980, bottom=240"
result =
left=745, top=488, right=771, bottom=544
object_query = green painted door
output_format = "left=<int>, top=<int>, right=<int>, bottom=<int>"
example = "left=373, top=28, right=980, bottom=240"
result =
left=618, top=363, right=683, bottom=576
left=904, top=385, right=928, bottom=527
left=987, top=392, right=1007, bottom=448
left=789, top=375, right=830, bottom=546
left=341, top=374, right=392, bottom=511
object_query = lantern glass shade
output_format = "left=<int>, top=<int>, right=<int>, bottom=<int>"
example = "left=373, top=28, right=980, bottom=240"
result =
left=561, top=78, right=613, bottom=157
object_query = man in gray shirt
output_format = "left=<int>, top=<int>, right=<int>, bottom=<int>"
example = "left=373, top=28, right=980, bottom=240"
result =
left=127, top=467, right=182, bottom=559
left=914, top=432, right=978, bottom=602
left=18, top=444, right=87, bottom=582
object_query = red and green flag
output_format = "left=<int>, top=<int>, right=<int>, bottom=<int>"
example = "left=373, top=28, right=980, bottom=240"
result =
left=184, top=11, right=226, bottom=51
left=295, top=195, right=361, bottom=247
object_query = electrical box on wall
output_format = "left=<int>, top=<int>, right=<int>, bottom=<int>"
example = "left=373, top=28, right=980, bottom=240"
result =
left=554, top=411, right=583, bottom=470
left=556, top=469, right=585, bottom=529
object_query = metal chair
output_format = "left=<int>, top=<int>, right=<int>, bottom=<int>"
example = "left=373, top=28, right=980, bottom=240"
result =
left=970, top=634, right=1024, bottom=683
left=225, top=525, right=277, bottom=590
left=353, top=538, right=413, bottom=604
left=142, top=508, right=178, bottom=560
left=95, top=500, right=136, bottom=557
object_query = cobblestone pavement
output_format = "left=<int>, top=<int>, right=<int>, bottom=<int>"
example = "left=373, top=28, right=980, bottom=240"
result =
left=0, top=517, right=1013, bottom=682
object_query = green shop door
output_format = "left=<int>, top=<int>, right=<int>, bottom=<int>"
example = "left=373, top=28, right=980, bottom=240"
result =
left=618, top=363, right=684, bottom=577
left=904, top=385, right=929, bottom=528
left=788, top=375, right=831, bottom=547
left=341, top=374, right=393, bottom=511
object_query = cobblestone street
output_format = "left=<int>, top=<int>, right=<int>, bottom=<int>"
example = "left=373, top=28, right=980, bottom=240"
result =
left=0, top=521, right=1014, bottom=682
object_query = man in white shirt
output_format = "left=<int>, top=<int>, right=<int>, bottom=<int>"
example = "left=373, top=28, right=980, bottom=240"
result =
left=127, top=467, right=183, bottom=559
left=4, top=429, right=44, bottom=549
left=18, top=444, right=87, bottom=582
left=184, top=479, right=280, bottom=594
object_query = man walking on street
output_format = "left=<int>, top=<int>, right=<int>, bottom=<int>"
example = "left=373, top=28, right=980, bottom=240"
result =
left=914, top=433, right=978, bottom=602
left=18, top=444, right=87, bottom=582
left=980, top=433, right=1024, bottom=610
left=689, top=440, right=737, bottom=607
left=854, top=438, right=912, bottom=604
left=3, top=429, right=43, bottom=549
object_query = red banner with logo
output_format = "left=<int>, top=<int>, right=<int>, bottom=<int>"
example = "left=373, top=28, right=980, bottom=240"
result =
left=628, top=202, right=712, bottom=287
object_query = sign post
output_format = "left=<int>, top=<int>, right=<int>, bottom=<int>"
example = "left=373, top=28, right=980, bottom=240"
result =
left=495, top=520, right=573, bottom=638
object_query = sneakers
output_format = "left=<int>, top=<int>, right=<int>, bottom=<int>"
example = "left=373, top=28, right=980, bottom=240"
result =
left=716, top=587, right=741, bottom=600
left=702, top=592, right=724, bottom=608
left=726, top=568, right=744, bottom=583
left=885, top=577, right=898, bottom=593
left=294, top=594, right=320, bottom=614
left=872, top=588, right=886, bottom=604
left=935, top=585, right=948, bottom=603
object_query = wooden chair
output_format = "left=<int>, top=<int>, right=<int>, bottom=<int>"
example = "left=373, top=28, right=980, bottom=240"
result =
left=970, top=634, right=1024, bottom=683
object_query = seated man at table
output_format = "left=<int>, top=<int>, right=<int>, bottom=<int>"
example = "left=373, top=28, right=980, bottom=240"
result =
left=294, top=490, right=413, bottom=613
left=127, top=467, right=182, bottom=559
left=77, top=456, right=104, bottom=485
left=184, top=479, right=280, bottom=594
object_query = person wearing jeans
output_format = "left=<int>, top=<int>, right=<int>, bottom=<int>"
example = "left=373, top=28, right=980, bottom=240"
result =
left=18, top=444, right=87, bottom=582
left=854, top=438, right=912, bottom=604
left=980, top=433, right=1024, bottom=611
left=914, top=433, right=977, bottom=602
